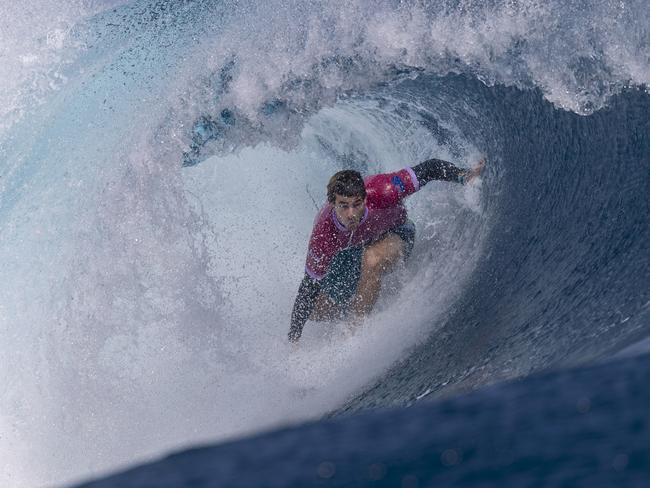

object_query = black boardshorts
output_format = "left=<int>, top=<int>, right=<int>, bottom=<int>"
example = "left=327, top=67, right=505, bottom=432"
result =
left=319, top=219, right=415, bottom=306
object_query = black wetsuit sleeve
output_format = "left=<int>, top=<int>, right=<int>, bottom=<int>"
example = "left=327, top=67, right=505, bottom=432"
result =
left=412, top=158, right=467, bottom=186
left=288, top=274, right=321, bottom=342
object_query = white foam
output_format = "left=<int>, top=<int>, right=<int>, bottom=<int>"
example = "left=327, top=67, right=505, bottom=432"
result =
left=169, top=0, right=650, bottom=149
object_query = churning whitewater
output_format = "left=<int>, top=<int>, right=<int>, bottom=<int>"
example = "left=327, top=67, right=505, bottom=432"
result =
left=0, top=1, right=648, bottom=487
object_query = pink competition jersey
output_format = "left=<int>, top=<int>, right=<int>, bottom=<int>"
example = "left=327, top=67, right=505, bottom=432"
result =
left=305, top=167, right=420, bottom=280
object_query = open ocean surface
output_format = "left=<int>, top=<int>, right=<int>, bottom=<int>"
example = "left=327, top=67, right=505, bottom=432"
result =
left=0, top=1, right=648, bottom=486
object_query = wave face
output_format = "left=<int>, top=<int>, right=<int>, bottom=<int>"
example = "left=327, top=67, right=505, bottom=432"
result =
left=342, top=81, right=650, bottom=411
left=0, top=0, right=648, bottom=486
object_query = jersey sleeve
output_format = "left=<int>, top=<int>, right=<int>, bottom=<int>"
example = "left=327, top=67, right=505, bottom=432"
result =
left=364, top=167, right=420, bottom=208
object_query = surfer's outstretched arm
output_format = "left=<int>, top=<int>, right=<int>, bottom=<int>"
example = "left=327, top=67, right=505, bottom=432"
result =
left=412, top=157, right=485, bottom=186
left=288, top=274, right=321, bottom=342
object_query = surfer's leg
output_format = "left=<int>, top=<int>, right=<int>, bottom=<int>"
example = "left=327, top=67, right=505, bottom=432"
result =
left=309, top=292, right=344, bottom=321
left=310, top=246, right=363, bottom=322
left=349, top=233, right=406, bottom=317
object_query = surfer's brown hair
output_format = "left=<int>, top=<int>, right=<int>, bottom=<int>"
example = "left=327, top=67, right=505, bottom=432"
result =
left=327, top=170, right=366, bottom=203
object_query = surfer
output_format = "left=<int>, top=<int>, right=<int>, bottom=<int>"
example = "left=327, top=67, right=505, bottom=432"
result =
left=288, top=157, right=485, bottom=343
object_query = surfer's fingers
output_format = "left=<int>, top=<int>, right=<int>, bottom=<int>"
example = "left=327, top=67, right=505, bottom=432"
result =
left=465, top=160, right=485, bottom=182
left=472, top=158, right=486, bottom=176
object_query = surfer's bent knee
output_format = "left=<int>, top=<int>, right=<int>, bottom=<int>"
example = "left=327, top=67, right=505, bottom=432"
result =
left=362, top=234, right=405, bottom=272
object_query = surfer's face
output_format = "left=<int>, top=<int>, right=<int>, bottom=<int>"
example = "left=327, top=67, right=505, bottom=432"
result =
left=333, top=194, right=366, bottom=230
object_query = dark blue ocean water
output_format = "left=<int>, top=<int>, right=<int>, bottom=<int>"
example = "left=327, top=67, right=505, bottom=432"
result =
left=75, top=351, right=650, bottom=487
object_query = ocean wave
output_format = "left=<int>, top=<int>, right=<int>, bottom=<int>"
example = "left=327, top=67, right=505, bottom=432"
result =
left=0, top=1, right=648, bottom=487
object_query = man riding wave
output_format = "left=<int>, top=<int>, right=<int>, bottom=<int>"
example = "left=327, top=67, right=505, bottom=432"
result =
left=288, top=157, right=485, bottom=343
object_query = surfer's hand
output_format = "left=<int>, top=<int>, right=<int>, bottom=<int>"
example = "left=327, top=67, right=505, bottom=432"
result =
left=465, top=158, right=485, bottom=184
